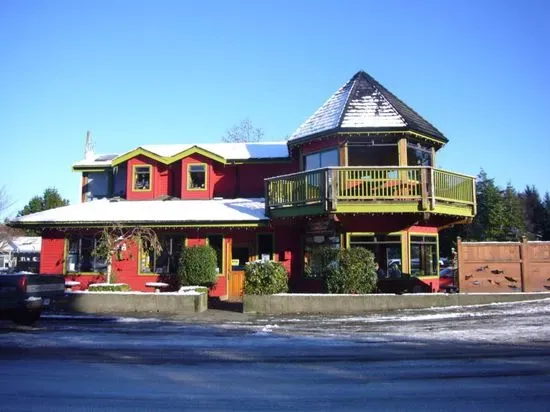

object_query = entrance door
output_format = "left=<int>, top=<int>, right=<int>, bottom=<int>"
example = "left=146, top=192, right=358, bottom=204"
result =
left=228, top=245, right=249, bottom=300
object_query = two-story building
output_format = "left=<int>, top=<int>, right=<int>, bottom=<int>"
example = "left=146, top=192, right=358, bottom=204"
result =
left=10, top=71, right=476, bottom=297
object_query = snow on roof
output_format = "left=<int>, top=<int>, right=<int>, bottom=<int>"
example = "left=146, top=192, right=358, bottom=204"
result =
left=73, top=142, right=290, bottom=168
left=289, top=71, right=447, bottom=143
left=3, top=237, right=42, bottom=253
left=10, top=198, right=268, bottom=225
left=73, top=153, right=118, bottom=168
left=140, top=141, right=290, bottom=160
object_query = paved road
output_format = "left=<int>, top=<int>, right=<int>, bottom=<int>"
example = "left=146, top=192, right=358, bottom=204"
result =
left=1, top=299, right=549, bottom=411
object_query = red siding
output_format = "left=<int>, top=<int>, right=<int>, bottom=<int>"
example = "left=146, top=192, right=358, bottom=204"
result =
left=126, top=155, right=167, bottom=200
left=407, top=225, right=438, bottom=234
left=38, top=226, right=303, bottom=294
left=238, top=162, right=296, bottom=197
left=40, top=234, right=65, bottom=274
left=212, top=163, right=238, bottom=198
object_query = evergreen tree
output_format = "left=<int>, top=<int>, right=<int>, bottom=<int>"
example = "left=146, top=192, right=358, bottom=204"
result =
left=521, top=185, right=545, bottom=240
left=542, top=192, right=550, bottom=240
left=470, top=170, right=507, bottom=241
left=17, top=188, right=69, bottom=217
left=501, top=182, right=526, bottom=240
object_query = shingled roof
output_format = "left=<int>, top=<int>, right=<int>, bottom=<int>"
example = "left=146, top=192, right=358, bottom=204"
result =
left=289, top=71, right=447, bottom=144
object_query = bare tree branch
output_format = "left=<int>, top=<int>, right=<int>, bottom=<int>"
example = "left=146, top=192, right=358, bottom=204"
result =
left=222, top=118, right=264, bottom=143
left=92, top=224, right=162, bottom=283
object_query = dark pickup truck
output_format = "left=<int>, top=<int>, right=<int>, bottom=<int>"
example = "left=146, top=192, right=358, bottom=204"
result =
left=0, top=273, right=65, bottom=325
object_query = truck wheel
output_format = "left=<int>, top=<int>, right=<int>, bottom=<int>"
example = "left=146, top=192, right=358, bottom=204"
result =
left=12, top=309, right=42, bottom=326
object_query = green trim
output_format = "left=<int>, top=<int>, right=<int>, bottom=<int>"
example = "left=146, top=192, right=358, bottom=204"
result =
left=269, top=205, right=325, bottom=218
left=335, top=202, right=423, bottom=214
left=408, top=231, right=439, bottom=278
left=72, top=167, right=110, bottom=172
left=432, top=203, right=475, bottom=217
left=112, top=146, right=226, bottom=167
left=132, top=164, right=153, bottom=192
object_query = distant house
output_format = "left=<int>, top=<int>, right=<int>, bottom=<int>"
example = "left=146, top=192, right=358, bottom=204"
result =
left=0, top=236, right=41, bottom=272
left=9, top=71, right=476, bottom=296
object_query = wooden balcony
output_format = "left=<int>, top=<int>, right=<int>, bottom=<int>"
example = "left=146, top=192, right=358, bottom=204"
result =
left=265, top=166, right=476, bottom=218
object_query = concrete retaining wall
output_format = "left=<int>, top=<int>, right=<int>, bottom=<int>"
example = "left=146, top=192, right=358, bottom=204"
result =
left=52, top=292, right=208, bottom=315
left=243, top=293, right=550, bottom=315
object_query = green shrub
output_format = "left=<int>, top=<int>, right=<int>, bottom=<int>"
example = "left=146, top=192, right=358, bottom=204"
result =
left=178, top=245, right=218, bottom=287
left=306, top=246, right=339, bottom=279
left=88, top=283, right=131, bottom=292
left=244, top=261, right=289, bottom=295
left=309, top=246, right=377, bottom=294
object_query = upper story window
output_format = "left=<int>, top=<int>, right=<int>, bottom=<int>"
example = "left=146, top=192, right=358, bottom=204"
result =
left=133, top=165, right=151, bottom=191
left=304, top=149, right=339, bottom=170
left=188, top=163, right=206, bottom=190
left=407, top=143, right=432, bottom=166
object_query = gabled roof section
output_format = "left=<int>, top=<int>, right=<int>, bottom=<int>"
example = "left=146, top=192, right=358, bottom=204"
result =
left=289, top=71, right=447, bottom=144
left=73, top=142, right=290, bottom=169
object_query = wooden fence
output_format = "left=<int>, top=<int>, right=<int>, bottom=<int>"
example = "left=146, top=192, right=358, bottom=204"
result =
left=457, top=237, right=550, bottom=293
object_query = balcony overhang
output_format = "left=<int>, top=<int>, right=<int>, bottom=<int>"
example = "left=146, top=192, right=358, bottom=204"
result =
left=265, top=166, right=476, bottom=220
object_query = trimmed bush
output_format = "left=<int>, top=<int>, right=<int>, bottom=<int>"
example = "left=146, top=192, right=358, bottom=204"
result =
left=306, top=246, right=339, bottom=279
left=310, top=246, right=377, bottom=294
left=88, top=283, right=131, bottom=292
left=178, top=245, right=218, bottom=287
left=244, top=261, right=289, bottom=295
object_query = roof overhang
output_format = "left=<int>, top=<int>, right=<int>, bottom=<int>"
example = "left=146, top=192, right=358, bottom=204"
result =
left=287, top=129, right=448, bottom=148
left=112, top=146, right=226, bottom=167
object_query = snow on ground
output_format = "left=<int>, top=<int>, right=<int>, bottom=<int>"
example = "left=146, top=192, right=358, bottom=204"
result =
left=223, top=298, right=550, bottom=346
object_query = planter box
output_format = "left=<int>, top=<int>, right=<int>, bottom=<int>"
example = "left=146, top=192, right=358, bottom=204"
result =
left=52, top=291, right=207, bottom=315
left=243, top=292, right=550, bottom=315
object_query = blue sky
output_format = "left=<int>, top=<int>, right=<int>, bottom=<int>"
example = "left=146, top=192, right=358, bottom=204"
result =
left=1, top=0, right=549, bottom=218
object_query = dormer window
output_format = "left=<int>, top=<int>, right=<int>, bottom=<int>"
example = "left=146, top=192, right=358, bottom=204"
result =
left=188, top=163, right=206, bottom=190
left=133, top=165, right=151, bottom=191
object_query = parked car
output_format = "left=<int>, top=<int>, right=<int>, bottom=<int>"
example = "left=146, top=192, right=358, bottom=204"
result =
left=439, top=267, right=458, bottom=293
left=0, top=272, right=65, bottom=325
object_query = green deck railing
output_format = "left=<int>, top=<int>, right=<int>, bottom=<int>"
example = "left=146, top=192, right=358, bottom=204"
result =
left=336, top=167, right=421, bottom=200
left=266, top=169, right=325, bottom=207
left=432, top=169, right=475, bottom=205
left=265, top=166, right=476, bottom=215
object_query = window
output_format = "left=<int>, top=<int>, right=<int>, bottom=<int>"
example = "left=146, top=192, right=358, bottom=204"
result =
left=207, top=235, right=224, bottom=274
left=257, top=234, right=274, bottom=261
left=133, top=165, right=151, bottom=191
left=231, top=246, right=249, bottom=271
left=410, top=235, right=438, bottom=276
left=348, top=145, right=399, bottom=166
left=304, top=149, right=339, bottom=170
left=407, top=144, right=432, bottom=166
left=140, top=235, right=185, bottom=274
left=349, top=234, right=402, bottom=278
left=66, top=236, right=106, bottom=273
left=188, top=164, right=206, bottom=190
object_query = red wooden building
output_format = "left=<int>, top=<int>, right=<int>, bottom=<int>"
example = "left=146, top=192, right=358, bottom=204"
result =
left=10, top=71, right=476, bottom=297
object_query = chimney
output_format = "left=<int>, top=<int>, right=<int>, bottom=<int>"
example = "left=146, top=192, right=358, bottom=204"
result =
left=84, top=130, right=95, bottom=161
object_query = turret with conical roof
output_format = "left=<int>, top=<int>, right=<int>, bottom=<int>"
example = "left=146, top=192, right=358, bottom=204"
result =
left=289, top=70, right=447, bottom=145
